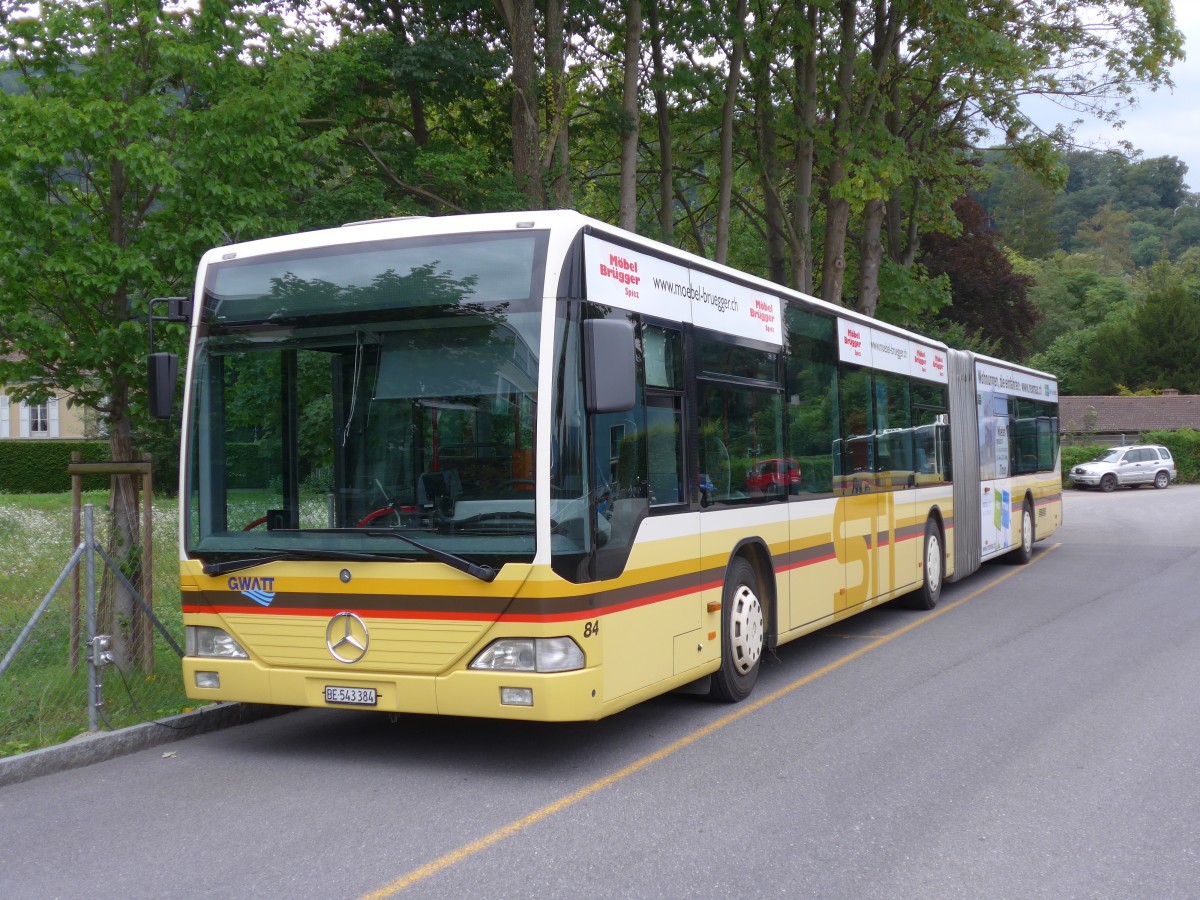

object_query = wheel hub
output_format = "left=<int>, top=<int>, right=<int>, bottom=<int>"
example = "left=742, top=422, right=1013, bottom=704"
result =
left=926, top=534, right=942, bottom=593
left=729, top=585, right=764, bottom=675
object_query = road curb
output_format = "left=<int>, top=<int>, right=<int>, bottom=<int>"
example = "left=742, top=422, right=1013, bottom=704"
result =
left=0, top=702, right=291, bottom=788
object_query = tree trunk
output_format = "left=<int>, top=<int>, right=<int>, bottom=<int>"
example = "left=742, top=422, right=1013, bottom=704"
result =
left=102, top=150, right=143, bottom=670
left=394, top=15, right=428, bottom=148
left=820, top=0, right=903, bottom=305
left=715, top=0, right=749, bottom=265
left=103, top=388, right=144, bottom=671
left=791, top=2, right=818, bottom=295
left=856, top=198, right=886, bottom=317
left=818, top=0, right=856, bottom=304
left=502, top=0, right=545, bottom=207
left=618, top=0, right=643, bottom=231
left=648, top=0, right=674, bottom=244
left=545, top=0, right=571, bottom=207
left=747, top=0, right=786, bottom=285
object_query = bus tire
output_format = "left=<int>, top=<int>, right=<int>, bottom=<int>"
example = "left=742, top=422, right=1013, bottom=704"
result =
left=1009, top=500, right=1035, bottom=565
left=709, top=557, right=764, bottom=703
left=909, top=520, right=943, bottom=610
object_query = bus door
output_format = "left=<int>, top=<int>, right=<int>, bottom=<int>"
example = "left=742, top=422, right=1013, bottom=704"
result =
left=873, top=374, right=921, bottom=596
left=835, top=368, right=881, bottom=611
left=834, top=369, right=920, bottom=608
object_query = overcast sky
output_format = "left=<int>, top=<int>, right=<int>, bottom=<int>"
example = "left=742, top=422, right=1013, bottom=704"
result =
left=1018, top=4, right=1200, bottom=187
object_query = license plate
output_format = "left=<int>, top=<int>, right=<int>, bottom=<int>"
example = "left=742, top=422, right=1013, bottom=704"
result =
left=324, top=685, right=377, bottom=706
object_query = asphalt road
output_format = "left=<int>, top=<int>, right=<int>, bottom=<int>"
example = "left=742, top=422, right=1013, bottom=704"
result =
left=3, top=485, right=1200, bottom=899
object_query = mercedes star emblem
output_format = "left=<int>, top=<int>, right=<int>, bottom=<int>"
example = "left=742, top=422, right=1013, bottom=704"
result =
left=326, top=612, right=369, bottom=664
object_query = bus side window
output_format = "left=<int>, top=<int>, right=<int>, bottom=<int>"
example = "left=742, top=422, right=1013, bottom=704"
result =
left=697, top=334, right=783, bottom=506
left=912, top=382, right=949, bottom=484
left=640, top=324, right=685, bottom=508
left=784, top=305, right=838, bottom=496
left=838, top=367, right=873, bottom=494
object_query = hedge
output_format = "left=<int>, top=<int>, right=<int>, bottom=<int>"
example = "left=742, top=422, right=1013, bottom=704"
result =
left=0, top=440, right=112, bottom=493
left=1139, top=429, right=1200, bottom=484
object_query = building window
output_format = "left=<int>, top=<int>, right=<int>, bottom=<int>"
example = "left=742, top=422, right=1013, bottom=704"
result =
left=29, top=402, right=49, bottom=434
left=19, top=397, right=58, bottom=438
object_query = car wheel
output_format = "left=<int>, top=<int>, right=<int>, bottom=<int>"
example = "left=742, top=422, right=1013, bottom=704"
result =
left=708, top=557, right=765, bottom=703
left=1154, top=470, right=1171, bottom=489
left=907, top=520, right=943, bottom=610
left=1100, top=473, right=1117, bottom=492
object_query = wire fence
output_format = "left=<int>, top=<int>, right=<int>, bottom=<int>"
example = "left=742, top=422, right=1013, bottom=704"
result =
left=0, top=497, right=190, bottom=758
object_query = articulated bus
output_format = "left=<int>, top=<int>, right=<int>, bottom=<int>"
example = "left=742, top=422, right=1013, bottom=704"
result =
left=173, top=210, right=1061, bottom=721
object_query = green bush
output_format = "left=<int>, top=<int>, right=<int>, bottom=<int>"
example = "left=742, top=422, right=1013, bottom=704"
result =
left=1141, top=429, right=1200, bottom=483
left=0, top=441, right=111, bottom=493
left=1061, top=445, right=1099, bottom=487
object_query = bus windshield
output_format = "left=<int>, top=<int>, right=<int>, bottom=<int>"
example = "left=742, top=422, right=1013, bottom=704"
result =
left=185, top=231, right=547, bottom=569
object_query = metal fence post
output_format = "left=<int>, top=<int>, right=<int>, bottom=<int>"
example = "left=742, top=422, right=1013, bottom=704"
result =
left=84, top=504, right=100, bottom=732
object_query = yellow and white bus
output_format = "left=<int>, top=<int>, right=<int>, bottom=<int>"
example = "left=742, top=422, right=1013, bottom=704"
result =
left=172, top=210, right=1061, bottom=721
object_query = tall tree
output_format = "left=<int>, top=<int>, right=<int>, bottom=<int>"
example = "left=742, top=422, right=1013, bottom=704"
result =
left=646, top=0, right=675, bottom=244
left=301, top=3, right=517, bottom=223
left=713, top=0, right=748, bottom=265
left=920, top=195, right=1039, bottom=359
left=494, top=0, right=545, bottom=206
left=819, top=0, right=901, bottom=305
left=0, top=0, right=336, bottom=666
left=617, top=0, right=642, bottom=230
left=545, top=0, right=572, bottom=208
left=1076, top=279, right=1200, bottom=394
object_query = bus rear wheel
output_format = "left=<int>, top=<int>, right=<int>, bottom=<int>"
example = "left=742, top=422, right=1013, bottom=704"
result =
left=908, top=520, right=943, bottom=610
left=1009, top=500, right=1035, bottom=564
left=709, top=557, right=764, bottom=703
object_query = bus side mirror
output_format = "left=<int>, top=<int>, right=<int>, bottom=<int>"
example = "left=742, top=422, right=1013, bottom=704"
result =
left=583, top=318, right=636, bottom=414
left=146, top=296, right=192, bottom=420
left=148, top=352, right=179, bottom=420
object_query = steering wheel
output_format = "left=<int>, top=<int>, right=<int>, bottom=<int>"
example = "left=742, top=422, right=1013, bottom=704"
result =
left=243, top=515, right=269, bottom=531
left=357, top=505, right=401, bottom=528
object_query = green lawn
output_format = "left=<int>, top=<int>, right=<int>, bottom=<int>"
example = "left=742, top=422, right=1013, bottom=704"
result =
left=0, top=491, right=193, bottom=757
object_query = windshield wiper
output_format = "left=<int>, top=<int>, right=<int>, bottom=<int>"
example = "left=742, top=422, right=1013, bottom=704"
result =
left=257, top=528, right=500, bottom=583
left=201, top=547, right=414, bottom=577
left=361, top=529, right=498, bottom=582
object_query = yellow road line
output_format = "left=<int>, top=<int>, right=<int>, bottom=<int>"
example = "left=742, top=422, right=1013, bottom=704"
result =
left=363, top=543, right=1062, bottom=898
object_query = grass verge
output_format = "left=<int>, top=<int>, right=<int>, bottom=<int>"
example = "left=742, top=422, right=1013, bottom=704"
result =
left=0, top=491, right=193, bottom=757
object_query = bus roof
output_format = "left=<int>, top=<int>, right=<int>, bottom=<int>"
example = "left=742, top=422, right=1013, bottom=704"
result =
left=196, top=210, right=1053, bottom=386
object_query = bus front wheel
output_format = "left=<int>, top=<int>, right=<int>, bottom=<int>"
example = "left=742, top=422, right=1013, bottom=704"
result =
left=709, top=557, right=764, bottom=703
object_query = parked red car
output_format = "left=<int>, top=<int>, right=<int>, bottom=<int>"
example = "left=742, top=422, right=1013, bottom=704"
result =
left=745, top=458, right=801, bottom=496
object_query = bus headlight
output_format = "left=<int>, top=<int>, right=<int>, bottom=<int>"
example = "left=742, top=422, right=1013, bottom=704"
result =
left=470, top=637, right=584, bottom=673
left=186, top=626, right=249, bottom=659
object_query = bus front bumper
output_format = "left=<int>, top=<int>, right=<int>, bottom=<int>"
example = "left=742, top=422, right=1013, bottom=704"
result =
left=182, top=657, right=607, bottom=722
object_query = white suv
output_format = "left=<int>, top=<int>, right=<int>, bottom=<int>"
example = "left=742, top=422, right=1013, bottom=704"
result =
left=1069, top=444, right=1177, bottom=492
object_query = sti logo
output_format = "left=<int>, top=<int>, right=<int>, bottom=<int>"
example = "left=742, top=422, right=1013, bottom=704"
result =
left=227, top=576, right=277, bottom=607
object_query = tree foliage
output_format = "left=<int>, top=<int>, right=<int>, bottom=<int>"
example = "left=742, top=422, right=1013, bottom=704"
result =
left=920, top=195, right=1038, bottom=359
left=0, top=0, right=335, bottom=434
left=0, top=0, right=336, bottom=665
left=1075, top=281, right=1200, bottom=395
left=0, top=0, right=1191, bottom=468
